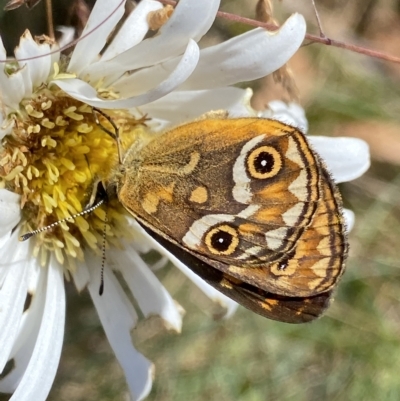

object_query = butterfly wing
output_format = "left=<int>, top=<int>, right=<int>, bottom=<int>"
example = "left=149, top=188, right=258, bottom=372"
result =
left=139, top=222, right=333, bottom=323
left=118, top=118, right=347, bottom=301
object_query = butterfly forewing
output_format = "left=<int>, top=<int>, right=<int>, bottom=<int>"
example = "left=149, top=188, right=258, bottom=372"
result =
left=120, top=119, right=323, bottom=262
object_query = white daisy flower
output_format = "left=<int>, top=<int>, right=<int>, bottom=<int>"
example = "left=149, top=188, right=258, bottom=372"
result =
left=0, top=0, right=369, bottom=400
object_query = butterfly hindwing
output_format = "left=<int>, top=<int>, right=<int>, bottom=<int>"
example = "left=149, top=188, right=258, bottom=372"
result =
left=139, top=222, right=333, bottom=323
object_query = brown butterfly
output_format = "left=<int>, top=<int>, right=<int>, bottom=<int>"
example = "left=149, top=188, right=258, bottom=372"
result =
left=106, top=117, right=348, bottom=323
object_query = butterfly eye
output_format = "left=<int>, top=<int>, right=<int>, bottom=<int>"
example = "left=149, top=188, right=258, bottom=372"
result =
left=205, top=224, right=239, bottom=255
left=247, top=145, right=282, bottom=179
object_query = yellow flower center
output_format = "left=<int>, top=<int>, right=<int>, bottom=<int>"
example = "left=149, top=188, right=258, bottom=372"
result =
left=0, top=87, right=149, bottom=271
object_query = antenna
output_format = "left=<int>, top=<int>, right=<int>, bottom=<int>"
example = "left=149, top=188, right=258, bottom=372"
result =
left=19, top=200, right=105, bottom=241
left=99, top=208, right=108, bottom=295
left=20, top=194, right=109, bottom=297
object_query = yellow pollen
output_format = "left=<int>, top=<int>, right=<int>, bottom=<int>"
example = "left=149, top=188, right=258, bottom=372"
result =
left=26, top=165, right=39, bottom=179
left=42, top=193, right=57, bottom=212
left=41, top=119, right=55, bottom=129
left=25, top=104, right=44, bottom=118
left=81, top=230, right=98, bottom=249
left=59, top=158, right=75, bottom=170
left=94, top=208, right=107, bottom=221
left=41, top=136, right=57, bottom=147
left=27, top=124, right=41, bottom=134
left=54, top=239, right=65, bottom=248
left=63, top=106, right=83, bottom=121
left=1, top=155, right=10, bottom=166
left=4, top=166, right=24, bottom=180
left=78, top=104, right=92, bottom=113
left=41, top=100, right=52, bottom=110
left=54, top=247, right=64, bottom=264
left=75, top=145, right=91, bottom=154
left=77, top=123, right=93, bottom=133
left=52, top=62, right=60, bottom=76
left=76, top=216, right=90, bottom=231
left=98, top=89, right=120, bottom=100
left=55, top=116, right=68, bottom=126
left=1, top=93, right=147, bottom=272
left=67, top=193, right=83, bottom=211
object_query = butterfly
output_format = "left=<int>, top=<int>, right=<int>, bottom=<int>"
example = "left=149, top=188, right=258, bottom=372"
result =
left=106, top=117, right=348, bottom=323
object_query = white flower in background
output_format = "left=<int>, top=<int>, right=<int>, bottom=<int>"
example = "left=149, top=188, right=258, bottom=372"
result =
left=0, top=0, right=369, bottom=401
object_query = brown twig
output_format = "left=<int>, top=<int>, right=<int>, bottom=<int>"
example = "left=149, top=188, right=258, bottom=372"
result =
left=158, top=0, right=400, bottom=64
left=2, top=0, right=399, bottom=65
left=45, top=0, right=54, bottom=39
left=310, top=0, right=326, bottom=39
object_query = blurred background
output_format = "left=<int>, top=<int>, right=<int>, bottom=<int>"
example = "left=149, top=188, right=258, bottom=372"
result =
left=1, top=0, right=400, bottom=400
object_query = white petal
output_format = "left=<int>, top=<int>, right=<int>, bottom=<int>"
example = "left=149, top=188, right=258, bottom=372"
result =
left=157, top=0, right=219, bottom=43
left=56, top=26, right=75, bottom=49
left=54, top=39, right=200, bottom=109
left=72, top=260, right=90, bottom=292
left=309, top=136, right=370, bottom=183
left=20, top=65, right=33, bottom=99
left=68, top=0, right=126, bottom=74
left=86, top=256, right=138, bottom=332
left=4, top=261, right=65, bottom=401
left=109, top=244, right=183, bottom=332
left=0, top=38, right=7, bottom=86
left=49, top=48, right=61, bottom=77
left=0, top=63, right=28, bottom=109
left=87, top=0, right=219, bottom=78
left=0, top=231, right=12, bottom=251
left=149, top=256, right=169, bottom=271
left=0, top=265, right=46, bottom=393
left=343, top=208, right=355, bottom=232
left=14, top=30, right=51, bottom=90
left=128, top=220, right=238, bottom=318
left=0, top=112, right=15, bottom=141
left=26, top=257, right=41, bottom=294
left=180, top=13, right=306, bottom=90
left=138, top=87, right=248, bottom=124
left=261, top=101, right=309, bottom=133
left=6, top=263, right=47, bottom=362
left=227, top=87, right=256, bottom=118
left=0, top=233, right=29, bottom=373
left=164, top=250, right=238, bottom=319
left=86, top=259, right=153, bottom=401
left=0, top=232, right=14, bottom=282
left=101, top=0, right=164, bottom=60
left=0, top=189, right=21, bottom=237
left=127, top=222, right=157, bottom=254
left=112, top=47, right=202, bottom=96
left=0, top=35, right=5, bottom=59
